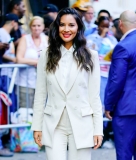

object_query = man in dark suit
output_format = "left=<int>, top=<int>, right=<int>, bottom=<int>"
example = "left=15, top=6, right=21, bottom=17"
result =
left=104, top=10, right=136, bottom=160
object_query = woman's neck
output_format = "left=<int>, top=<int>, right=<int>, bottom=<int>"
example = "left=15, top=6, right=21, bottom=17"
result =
left=32, top=34, right=40, bottom=39
left=31, top=34, right=41, bottom=47
left=63, top=42, right=73, bottom=50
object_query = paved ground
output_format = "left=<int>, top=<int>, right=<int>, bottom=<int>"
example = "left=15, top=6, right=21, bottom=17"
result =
left=0, top=149, right=116, bottom=160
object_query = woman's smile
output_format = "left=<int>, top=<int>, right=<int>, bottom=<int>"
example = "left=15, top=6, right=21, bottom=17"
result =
left=62, top=33, right=71, bottom=38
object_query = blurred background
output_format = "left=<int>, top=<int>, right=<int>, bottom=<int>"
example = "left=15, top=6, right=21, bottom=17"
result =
left=1, top=0, right=136, bottom=30
left=1, top=0, right=136, bottom=20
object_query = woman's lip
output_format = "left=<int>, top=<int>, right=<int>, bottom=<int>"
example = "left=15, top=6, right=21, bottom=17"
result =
left=63, top=34, right=71, bottom=38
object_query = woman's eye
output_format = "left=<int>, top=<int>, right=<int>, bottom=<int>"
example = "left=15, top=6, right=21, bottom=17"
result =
left=70, top=24, right=74, bottom=27
left=60, top=24, right=64, bottom=26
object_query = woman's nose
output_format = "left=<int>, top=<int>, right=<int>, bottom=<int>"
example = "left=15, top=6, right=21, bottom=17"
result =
left=64, top=26, right=69, bottom=31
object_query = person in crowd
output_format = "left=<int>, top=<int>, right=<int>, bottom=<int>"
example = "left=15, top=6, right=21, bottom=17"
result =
left=31, top=7, right=103, bottom=160
left=72, top=0, right=91, bottom=18
left=105, top=10, right=136, bottom=160
left=43, top=15, right=54, bottom=35
left=104, top=18, right=123, bottom=62
left=83, top=6, right=97, bottom=37
left=0, top=14, right=18, bottom=63
left=111, top=18, right=123, bottom=42
left=7, top=0, right=26, bottom=19
left=86, top=16, right=117, bottom=81
left=95, top=9, right=111, bottom=25
left=16, top=16, right=48, bottom=109
left=39, top=4, right=58, bottom=20
left=7, top=0, right=26, bottom=48
left=86, top=16, right=117, bottom=148
left=0, top=13, right=19, bottom=157
left=0, top=13, right=18, bottom=109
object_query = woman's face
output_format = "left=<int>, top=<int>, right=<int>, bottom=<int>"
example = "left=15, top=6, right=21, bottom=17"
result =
left=59, top=14, right=78, bottom=48
left=30, top=19, right=44, bottom=36
left=98, top=20, right=110, bottom=34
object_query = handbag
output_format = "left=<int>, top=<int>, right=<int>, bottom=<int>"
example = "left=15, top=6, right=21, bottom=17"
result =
left=10, top=108, right=39, bottom=152
left=10, top=126, right=39, bottom=152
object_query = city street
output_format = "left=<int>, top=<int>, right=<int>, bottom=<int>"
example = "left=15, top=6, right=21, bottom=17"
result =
left=0, top=149, right=116, bottom=160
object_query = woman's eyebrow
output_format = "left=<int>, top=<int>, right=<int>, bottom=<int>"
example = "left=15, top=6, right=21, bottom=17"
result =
left=60, top=22, right=76, bottom=25
left=69, top=23, right=75, bottom=25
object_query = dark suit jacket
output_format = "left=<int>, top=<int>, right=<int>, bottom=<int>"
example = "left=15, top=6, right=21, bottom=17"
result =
left=104, top=30, right=136, bottom=116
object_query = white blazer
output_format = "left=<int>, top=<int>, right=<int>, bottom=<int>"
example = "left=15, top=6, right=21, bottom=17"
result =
left=31, top=48, right=103, bottom=149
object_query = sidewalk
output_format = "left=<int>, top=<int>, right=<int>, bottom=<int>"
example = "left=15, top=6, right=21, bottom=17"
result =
left=0, top=149, right=116, bottom=160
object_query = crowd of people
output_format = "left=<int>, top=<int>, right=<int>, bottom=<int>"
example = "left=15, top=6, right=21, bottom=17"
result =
left=0, top=0, right=135, bottom=159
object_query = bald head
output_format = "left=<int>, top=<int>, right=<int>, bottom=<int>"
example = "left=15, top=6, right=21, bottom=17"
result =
left=120, top=10, right=136, bottom=27
left=119, top=10, right=136, bottom=34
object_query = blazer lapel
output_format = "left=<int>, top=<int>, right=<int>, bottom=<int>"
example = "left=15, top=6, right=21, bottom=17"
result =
left=66, top=59, right=81, bottom=94
left=55, top=64, right=66, bottom=94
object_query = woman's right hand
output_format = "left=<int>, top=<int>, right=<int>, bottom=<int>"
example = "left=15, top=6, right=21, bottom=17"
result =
left=33, top=131, right=42, bottom=147
left=100, top=28, right=109, bottom=38
left=33, top=59, right=38, bottom=67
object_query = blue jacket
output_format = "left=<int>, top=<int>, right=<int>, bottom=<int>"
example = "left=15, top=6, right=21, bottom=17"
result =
left=104, top=30, right=136, bottom=116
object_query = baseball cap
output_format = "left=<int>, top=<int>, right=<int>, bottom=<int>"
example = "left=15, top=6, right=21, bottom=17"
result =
left=72, top=0, right=92, bottom=12
left=4, top=13, right=23, bottom=25
left=39, top=4, right=58, bottom=14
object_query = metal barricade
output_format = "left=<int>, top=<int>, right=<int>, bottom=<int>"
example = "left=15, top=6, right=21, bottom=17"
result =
left=0, top=64, right=31, bottom=129
left=0, top=62, right=111, bottom=129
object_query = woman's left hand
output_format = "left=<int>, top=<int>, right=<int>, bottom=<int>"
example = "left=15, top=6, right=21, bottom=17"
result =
left=93, top=135, right=103, bottom=149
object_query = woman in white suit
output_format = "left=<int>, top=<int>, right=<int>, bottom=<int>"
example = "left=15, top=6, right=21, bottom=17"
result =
left=31, top=7, right=103, bottom=160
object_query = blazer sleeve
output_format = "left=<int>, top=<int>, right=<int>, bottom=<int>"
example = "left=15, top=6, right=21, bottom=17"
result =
left=104, top=45, right=129, bottom=111
left=31, top=50, right=47, bottom=131
left=89, top=50, right=103, bottom=136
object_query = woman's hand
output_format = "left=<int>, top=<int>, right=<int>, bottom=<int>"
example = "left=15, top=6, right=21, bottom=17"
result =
left=33, top=131, right=42, bottom=147
left=100, top=28, right=109, bottom=38
left=93, top=135, right=103, bottom=149
left=0, top=42, right=9, bottom=50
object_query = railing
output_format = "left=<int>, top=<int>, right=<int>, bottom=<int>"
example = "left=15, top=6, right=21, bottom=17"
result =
left=0, top=62, right=111, bottom=129
left=0, top=64, right=31, bottom=129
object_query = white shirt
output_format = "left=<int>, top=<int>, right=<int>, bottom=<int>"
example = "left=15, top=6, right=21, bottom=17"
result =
left=59, top=45, right=74, bottom=92
left=16, top=33, right=48, bottom=88
left=120, top=28, right=136, bottom=41
left=0, top=28, right=15, bottom=77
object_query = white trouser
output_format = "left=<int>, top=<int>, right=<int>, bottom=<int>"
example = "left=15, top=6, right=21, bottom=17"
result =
left=45, top=108, right=91, bottom=160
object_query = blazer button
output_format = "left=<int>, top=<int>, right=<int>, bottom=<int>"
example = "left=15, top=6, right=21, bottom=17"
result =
left=79, top=83, right=82, bottom=86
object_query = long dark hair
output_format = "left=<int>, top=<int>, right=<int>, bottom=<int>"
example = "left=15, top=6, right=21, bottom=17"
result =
left=46, top=7, right=93, bottom=73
